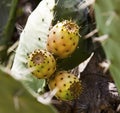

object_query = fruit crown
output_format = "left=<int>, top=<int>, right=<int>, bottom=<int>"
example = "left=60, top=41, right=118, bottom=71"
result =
left=60, top=20, right=79, bottom=34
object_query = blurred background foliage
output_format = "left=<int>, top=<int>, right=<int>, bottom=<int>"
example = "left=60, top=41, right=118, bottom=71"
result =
left=0, top=68, right=58, bottom=113
left=0, top=0, right=41, bottom=65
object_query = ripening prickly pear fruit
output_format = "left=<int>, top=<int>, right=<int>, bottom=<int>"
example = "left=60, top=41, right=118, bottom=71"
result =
left=27, top=49, right=56, bottom=79
left=47, top=20, right=80, bottom=59
left=48, top=71, right=82, bottom=101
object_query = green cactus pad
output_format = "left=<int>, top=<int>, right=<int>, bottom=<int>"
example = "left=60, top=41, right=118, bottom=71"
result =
left=11, top=0, right=55, bottom=94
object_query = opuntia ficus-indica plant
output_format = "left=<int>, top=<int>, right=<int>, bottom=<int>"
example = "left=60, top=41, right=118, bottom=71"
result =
left=12, top=0, right=90, bottom=103
left=9, top=0, right=120, bottom=112
left=26, top=20, right=82, bottom=100
left=11, top=0, right=56, bottom=93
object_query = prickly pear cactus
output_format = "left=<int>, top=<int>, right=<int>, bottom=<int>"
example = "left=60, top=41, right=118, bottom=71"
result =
left=11, top=0, right=93, bottom=96
left=94, top=0, right=120, bottom=92
left=11, top=0, right=55, bottom=93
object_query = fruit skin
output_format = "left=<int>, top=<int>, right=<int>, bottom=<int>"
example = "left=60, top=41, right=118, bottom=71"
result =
left=48, top=71, right=82, bottom=101
left=27, top=49, right=56, bottom=79
left=47, top=20, right=80, bottom=59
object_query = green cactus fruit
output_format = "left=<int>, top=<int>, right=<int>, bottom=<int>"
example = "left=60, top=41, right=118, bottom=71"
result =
left=27, top=49, right=56, bottom=79
left=47, top=20, right=80, bottom=59
left=48, top=71, right=82, bottom=101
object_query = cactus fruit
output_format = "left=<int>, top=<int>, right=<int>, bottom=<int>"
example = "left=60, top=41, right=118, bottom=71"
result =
left=48, top=71, right=82, bottom=101
left=47, top=20, right=80, bottom=59
left=27, top=49, right=56, bottom=79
